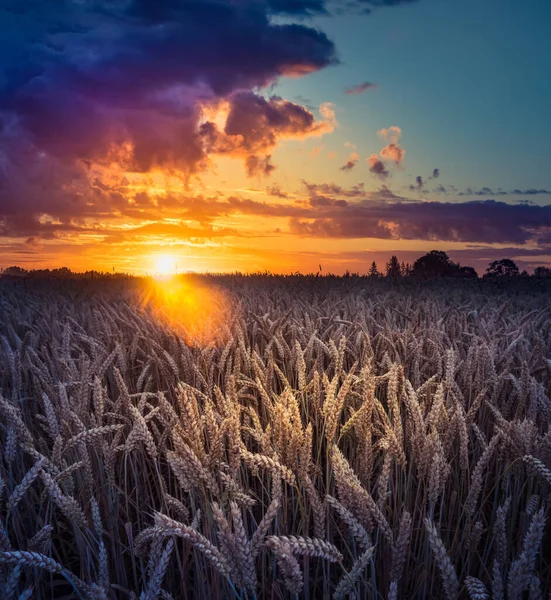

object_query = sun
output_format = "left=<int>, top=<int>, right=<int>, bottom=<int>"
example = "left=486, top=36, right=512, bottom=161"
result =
left=155, top=254, right=177, bottom=276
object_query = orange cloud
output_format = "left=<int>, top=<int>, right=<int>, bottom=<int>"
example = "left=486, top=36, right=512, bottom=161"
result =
left=380, top=143, right=406, bottom=165
left=377, top=126, right=402, bottom=144
left=199, top=93, right=336, bottom=176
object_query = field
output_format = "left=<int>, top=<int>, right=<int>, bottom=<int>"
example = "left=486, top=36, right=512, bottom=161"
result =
left=0, top=275, right=550, bottom=599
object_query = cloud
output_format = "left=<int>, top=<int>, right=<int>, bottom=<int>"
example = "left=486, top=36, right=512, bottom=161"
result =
left=344, top=81, right=376, bottom=95
left=0, top=0, right=436, bottom=251
left=376, top=125, right=405, bottom=166
left=302, top=181, right=367, bottom=198
left=432, top=168, right=440, bottom=178
left=289, top=199, right=551, bottom=245
left=459, top=187, right=504, bottom=197
left=340, top=152, right=359, bottom=171
left=268, top=0, right=419, bottom=14
left=430, top=184, right=457, bottom=195
left=319, top=102, right=338, bottom=126
left=0, top=0, right=342, bottom=227
left=511, top=188, right=551, bottom=195
left=380, top=143, right=406, bottom=165
left=367, top=154, right=389, bottom=178
left=266, top=185, right=289, bottom=198
left=459, top=187, right=551, bottom=197
left=377, top=126, right=402, bottom=144
left=4, top=174, right=549, bottom=252
left=245, top=155, right=276, bottom=178
left=198, top=93, right=335, bottom=174
left=340, top=160, right=357, bottom=172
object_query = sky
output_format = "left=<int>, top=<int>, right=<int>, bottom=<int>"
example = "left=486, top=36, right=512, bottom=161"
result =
left=0, top=0, right=550, bottom=275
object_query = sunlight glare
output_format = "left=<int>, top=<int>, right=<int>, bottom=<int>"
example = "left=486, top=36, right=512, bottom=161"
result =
left=155, top=254, right=177, bottom=276
left=141, top=275, right=235, bottom=346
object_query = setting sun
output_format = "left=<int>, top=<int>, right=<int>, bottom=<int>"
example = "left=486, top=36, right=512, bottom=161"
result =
left=155, top=254, right=177, bottom=275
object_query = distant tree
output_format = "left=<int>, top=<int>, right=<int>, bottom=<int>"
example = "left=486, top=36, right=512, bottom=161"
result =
left=400, top=261, right=412, bottom=277
left=457, top=265, right=478, bottom=279
left=51, top=267, right=72, bottom=278
left=486, top=259, right=519, bottom=278
left=411, top=250, right=459, bottom=278
left=534, top=266, right=551, bottom=278
left=368, top=261, right=381, bottom=278
left=520, top=269, right=529, bottom=278
left=1, top=266, right=28, bottom=277
left=386, top=256, right=402, bottom=278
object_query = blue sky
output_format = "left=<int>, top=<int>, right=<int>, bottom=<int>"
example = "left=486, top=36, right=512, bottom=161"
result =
left=274, top=0, right=551, bottom=196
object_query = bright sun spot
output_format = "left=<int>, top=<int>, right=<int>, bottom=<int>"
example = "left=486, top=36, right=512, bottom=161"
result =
left=155, top=254, right=177, bottom=275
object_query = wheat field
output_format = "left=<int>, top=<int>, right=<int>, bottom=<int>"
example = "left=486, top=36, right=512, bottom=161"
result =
left=0, top=275, right=550, bottom=599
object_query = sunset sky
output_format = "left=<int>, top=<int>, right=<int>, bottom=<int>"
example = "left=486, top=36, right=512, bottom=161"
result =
left=0, top=0, right=550, bottom=275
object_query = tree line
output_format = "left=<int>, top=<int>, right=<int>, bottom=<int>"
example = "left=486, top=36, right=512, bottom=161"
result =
left=1, top=252, right=551, bottom=280
left=364, top=251, right=551, bottom=279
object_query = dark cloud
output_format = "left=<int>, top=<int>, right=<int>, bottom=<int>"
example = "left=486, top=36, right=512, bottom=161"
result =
left=344, top=81, right=376, bottom=95
left=459, top=187, right=503, bottom=197
left=367, top=155, right=389, bottom=178
left=459, top=187, right=551, bottom=197
left=340, top=160, right=357, bottom=171
left=430, top=184, right=457, bottom=195
left=511, top=188, right=551, bottom=195
left=290, top=199, right=551, bottom=245
left=302, top=181, right=367, bottom=198
left=200, top=93, right=334, bottom=161
left=0, top=0, right=340, bottom=227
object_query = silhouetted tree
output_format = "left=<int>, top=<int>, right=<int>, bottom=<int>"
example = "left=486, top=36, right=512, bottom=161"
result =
left=457, top=266, right=478, bottom=279
left=401, top=262, right=412, bottom=276
left=534, top=266, right=551, bottom=278
left=2, top=266, right=28, bottom=277
left=411, top=251, right=459, bottom=278
left=51, top=267, right=72, bottom=278
left=386, top=256, right=401, bottom=278
left=486, top=259, right=519, bottom=277
left=368, top=261, right=381, bottom=278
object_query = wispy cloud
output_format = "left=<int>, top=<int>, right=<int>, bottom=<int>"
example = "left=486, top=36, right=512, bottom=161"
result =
left=459, top=187, right=551, bottom=197
left=344, top=81, right=376, bottom=95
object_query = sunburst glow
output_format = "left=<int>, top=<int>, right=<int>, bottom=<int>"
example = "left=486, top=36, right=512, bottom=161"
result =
left=155, top=254, right=177, bottom=276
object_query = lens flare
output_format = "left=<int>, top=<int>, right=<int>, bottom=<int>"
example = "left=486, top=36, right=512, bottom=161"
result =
left=141, top=275, right=234, bottom=345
